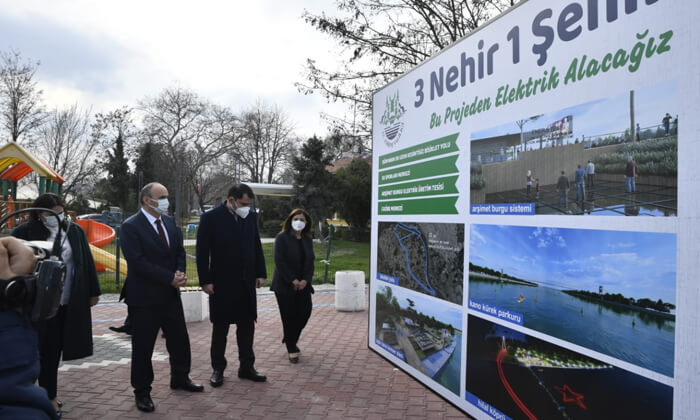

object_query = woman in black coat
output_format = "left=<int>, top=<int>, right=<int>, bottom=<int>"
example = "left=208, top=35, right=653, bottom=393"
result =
left=271, top=208, right=315, bottom=363
left=12, top=193, right=101, bottom=413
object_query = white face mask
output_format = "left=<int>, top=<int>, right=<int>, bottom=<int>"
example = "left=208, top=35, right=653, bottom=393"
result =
left=42, top=213, right=64, bottom=229
left=149, top=198, right=169, bottom=214
left=291, top=220, right=305, bottom=232
left=235, top=206, right=250, bottom=219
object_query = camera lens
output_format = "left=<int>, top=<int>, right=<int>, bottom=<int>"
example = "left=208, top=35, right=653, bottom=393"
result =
left=3, top=279, right=27, bottom=301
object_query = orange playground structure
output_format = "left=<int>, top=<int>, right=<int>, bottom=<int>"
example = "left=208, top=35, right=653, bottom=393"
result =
left=0, top=142, right=126, bottom=274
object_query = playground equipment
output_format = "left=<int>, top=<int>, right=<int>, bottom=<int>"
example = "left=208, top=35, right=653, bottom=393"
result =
left=0, top=142, right=66, bottom=228
left=0, top=142, right=65, bottom=197
left=0, top=142, right=125, bottom=274
left=89, top=243, right=127, bottom=275
left=75, top=219, right=127, bottom=274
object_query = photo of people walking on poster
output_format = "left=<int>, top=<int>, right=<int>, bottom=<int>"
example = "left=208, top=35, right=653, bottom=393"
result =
left=470, top=80, right=678, bottom=216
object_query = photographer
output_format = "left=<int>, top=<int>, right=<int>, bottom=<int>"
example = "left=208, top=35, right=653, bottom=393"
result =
left=12, top=193, right=101, bottom=414
left=0, top=236, right=58, bottom=419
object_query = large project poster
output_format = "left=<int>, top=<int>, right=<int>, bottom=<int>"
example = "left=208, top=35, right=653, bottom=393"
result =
left=369, top=1, right=700, bottom=419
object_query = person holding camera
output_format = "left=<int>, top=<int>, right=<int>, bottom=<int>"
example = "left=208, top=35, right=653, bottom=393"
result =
left=12, top=193, right=101, bottom=414
left=0, top=236, right=59, bottom=419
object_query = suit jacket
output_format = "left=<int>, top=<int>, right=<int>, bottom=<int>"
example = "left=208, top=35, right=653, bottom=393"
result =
left=196, top=202, right=266, bottom=324
left=271, top=231, right=315, bottom=295
left=12, top=220, right=100, bottom=361
left=120, top=211, right=186, bottom=307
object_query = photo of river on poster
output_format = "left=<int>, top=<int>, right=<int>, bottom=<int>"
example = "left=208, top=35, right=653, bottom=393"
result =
left=434, top=332, right=462, bottom=392
left=469, top=278, right=674, bottom=377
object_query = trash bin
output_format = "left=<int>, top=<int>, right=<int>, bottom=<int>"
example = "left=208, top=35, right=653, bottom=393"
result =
left=334, top=270, right=366, bottom=312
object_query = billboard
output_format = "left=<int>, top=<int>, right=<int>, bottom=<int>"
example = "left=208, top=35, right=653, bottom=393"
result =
left=370, top=1, right=699, bottom=419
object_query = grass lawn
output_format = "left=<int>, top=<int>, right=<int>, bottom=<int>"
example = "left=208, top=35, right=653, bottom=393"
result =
left=97, top=239, right=370, bottom=294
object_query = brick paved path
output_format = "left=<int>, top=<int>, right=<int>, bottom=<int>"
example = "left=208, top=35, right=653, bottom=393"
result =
left=55, top=291, right=470, bottom=419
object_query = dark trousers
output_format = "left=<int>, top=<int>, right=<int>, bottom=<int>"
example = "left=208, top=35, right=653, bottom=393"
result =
left=129, top=298, right=191, bottom=396
left=211, top=320, right=255, bottom=371
left=35, top=305, right=67, bottom=400
left=275, top=291, right=312, bottom=353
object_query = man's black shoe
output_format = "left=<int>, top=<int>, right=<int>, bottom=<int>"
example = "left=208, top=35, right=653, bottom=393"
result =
left=238, top=367, right=267, bottom=382
left=210, top=369, right=224, bottom=387
left=170, top=377, right=205, bottom=392
left=109, top=325, right=132, bottom=335
left=135, top=394, right=155, bottom=412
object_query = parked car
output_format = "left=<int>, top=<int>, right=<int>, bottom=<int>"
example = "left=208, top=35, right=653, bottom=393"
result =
left=76, top=213, right=103, bottom=221
left=77, top=209, right=122, bottom=227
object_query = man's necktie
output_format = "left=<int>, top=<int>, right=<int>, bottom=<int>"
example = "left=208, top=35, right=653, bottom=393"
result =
left=155, top=219, right=169, bottom=248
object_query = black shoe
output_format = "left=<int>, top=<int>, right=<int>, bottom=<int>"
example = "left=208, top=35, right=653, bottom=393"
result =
left=109, top=325, right=132, bottom=335
left=210, top=369, right=224, bottom=387
left=135, top=394, right=155, bottom=412
left=170, top=377, right=205, bottom=392
left=288, top=352, right=300, bottom=364
left=238, top=367, right=267, bottom=382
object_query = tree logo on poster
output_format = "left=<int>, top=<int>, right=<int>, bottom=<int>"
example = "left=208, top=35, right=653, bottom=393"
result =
left=380, top=91, right=406, bottom=147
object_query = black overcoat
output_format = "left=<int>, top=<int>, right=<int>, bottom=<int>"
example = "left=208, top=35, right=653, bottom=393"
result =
left=270, top=231, right=315, bottom=295
left=12, top=220, right=101, bottom=361
left=196, top=203, right=266, bottom=324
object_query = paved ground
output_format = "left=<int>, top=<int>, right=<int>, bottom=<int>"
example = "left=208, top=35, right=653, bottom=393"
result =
left=55, top=289, right=471, bottom=419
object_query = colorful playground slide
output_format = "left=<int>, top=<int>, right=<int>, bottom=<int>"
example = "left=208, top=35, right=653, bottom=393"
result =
left=75, top=219, right=127, bottom=275
left=89, top=244, right=128, bottom=274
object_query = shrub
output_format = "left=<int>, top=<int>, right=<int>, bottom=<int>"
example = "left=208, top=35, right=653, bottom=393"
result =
left=261, top=219, right=283, bottom=237
left=595, top=136, right=677, bottom=176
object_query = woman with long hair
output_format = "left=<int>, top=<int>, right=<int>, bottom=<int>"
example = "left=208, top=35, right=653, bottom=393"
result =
left=271, top=208, right=315, bottom=363
left=12, top=193, right=101, bottom=415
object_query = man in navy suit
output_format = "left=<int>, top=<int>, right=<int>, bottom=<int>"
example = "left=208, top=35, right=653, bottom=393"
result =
left=120, top=182, right=204, bottom=413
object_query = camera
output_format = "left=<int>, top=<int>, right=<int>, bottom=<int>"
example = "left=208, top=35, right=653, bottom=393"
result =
left=0, top=241, right=66, bottom=322
left=0, top=208, right=67, bottom=322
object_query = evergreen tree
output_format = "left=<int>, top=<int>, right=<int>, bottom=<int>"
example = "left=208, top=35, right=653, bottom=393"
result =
left=134, top=142, right=157, bottom=186
left=335, top=159, right=371, bottom=234
left=290, top=136, right=337, bottom=233
left=104, top=131, right=132, bottom=212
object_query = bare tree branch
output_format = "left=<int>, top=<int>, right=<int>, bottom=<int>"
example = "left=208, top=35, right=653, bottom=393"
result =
left=0, top=49, right=46, bottom=144
left=299, top=0, right=519, bottom=142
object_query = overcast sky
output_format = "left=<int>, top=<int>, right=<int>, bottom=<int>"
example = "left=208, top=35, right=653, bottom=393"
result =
left=0, top=0, right=346, bottom=139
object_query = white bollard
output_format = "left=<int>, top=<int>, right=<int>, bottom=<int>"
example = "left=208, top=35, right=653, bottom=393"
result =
left=181, top=290, right=209, bottom=322
left=334, top=270, right=366, bottom=312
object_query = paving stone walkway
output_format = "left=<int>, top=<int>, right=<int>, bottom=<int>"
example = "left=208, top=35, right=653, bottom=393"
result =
left=55, top=290, right=470, bottom=419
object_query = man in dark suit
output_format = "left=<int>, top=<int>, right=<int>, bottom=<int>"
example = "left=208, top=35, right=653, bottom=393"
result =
left=196, top=183, right=267, bottom=387
left=120, top=182, right=204, bottom=413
